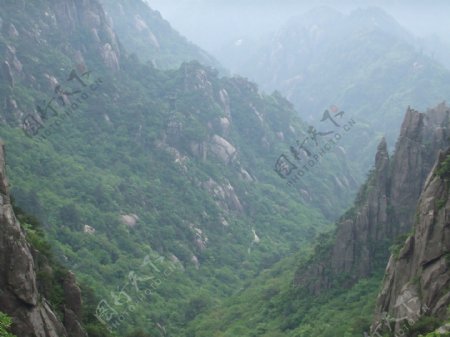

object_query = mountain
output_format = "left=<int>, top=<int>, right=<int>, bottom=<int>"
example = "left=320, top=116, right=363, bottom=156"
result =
left=0, top=143, right=95, bottom=337
left=189, top=103, right=450, bottom=337
left=224, top=6, right=450, bottom=175
left=370, top=146, right=450, bottom=336
left=3, top=1, right=448, bottom=336
left=98, top=0, right=222, bottom=70
left=294, top=103, right=450, bottom=293
left=0, top=0, right=363, bottom=335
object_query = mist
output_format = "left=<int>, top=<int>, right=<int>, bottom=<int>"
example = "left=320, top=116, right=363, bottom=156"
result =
left=147, top=0, right=450, bottom=69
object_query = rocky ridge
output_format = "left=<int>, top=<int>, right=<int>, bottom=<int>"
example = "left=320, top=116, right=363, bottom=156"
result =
left=294, top=103, right=450, bottom=294
left=98, top=0, right=221, bottom=69
left=0, top=143, right=86, bottom=337
left=371, top=147, right=450, bottom=335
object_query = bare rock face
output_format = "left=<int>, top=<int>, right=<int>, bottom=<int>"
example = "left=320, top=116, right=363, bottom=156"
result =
left=202, top=178, right=243, bottom=213
left=331, top=137, right=390, bottom=278
left=101, top=43, right=120, bottom=71
left=133, top=14, right=160, bottom=49
left=8, top=23, right=19, bottom=38
left=390, top=103, right=450, bottom=234
left=210, top=135, right=237, bottom=164
left=63, top=272, right=87, bottom=337
left=1, top=61, right=14, bottom=87
left=51, top=0, right=120, bottom=71
left=294, top=104, right=450, bottom=294
left=0, top=144, right=66, bottom=336
left=295, top=138, right=391, bottom=293
left=0, top=144, right=86, bottom=337
left=371, top=148, right=450, bottom=335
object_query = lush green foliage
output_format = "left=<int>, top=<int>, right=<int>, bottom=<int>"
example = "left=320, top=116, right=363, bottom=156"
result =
left=98, top=0, right=222, bottom=71
left=0, top=2, right=358, bottom=334
left=230, top=7, right=450, bottom=177
left=11, top=199, right=113, bottom=336
left=188, top=246, right=383, bottom=337
left=437, top=154, right=450, bottom=179
left=0, top=312, right=16, bottom=337
left=410, top=316, right=443, bottom=337
left=420, top=333, right=450, bottom=337
left=4, top=2, right=447, bottom=337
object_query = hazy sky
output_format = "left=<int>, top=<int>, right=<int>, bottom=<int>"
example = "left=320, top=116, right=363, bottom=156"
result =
left=147, top=1, right=450, bottom=54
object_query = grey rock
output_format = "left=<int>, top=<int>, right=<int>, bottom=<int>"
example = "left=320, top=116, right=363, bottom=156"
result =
left=0, top=144, right=87, bottom=337
left=202, top=178, right=243, bottom=213
left=0, top=144, right=67, bottom=336
left=294, top=104, right=450, bottom=294
left=8, top=23, right=19, bottom=38
left=210, top=135, right=237, bottom=164
left=371, top=147, right=450, bottom=335
left=1, top=61, right=14, bottom=87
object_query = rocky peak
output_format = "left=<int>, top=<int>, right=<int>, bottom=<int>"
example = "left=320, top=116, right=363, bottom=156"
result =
left=390, top=104, right=450, bottom=234
left=0, top=144, right=86, bottom=337
left=371, top=147, right=450, bottom=335
left=330, top=136, right=391, bottom=280
left=294, top=103, right=450, bottom=294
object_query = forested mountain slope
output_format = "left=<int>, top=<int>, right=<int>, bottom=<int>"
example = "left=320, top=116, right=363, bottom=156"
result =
left=0, top=142, right=113, bottom=337
left=190, top=103, right=450, bottom=337
left=98, top=0, right=221, bottom=70
left=226, top=7, right=450, bottom=175
left=0, top=0, right=360, bottom=335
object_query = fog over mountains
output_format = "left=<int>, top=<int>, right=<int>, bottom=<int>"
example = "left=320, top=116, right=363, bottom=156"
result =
left=1, top=1, right=450, bottom=337
left=148, top=0, right=450, bottom=69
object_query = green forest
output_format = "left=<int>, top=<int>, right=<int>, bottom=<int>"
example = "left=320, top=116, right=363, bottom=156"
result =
left=1, top=1, right=450, bottom=337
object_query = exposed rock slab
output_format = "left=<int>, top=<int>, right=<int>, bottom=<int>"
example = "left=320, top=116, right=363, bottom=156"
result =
left=372, top=147, right=450, bottom=335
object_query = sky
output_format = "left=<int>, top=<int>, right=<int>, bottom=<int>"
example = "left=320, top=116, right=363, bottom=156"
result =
left=146, top=1, right=450, bottom=54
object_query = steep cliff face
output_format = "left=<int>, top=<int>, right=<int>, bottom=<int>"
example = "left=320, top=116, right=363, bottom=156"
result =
left=371, top=148, right=450, bottom=336
left=0, top=144, right=86, bottom=337
left=99, top=0, right=221, bottom=70
left=294, top=103, right=450, bottom=294
left=390, top=103, right=450, bottom=234
left=0, top=0, right=122, bottom=125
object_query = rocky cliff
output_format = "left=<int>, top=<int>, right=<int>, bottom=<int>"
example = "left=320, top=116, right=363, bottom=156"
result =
left=0, top=0, right=122, bottom=126
left=0, top=143, right=86, bottom=337
left=98, top=0, right=221, bottom=70
left=371, top=147, right=450, bottom=336
left=294, top=103, right=450, bottom=294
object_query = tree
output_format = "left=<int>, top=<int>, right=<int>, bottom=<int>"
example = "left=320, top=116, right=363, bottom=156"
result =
left=0, top=312, right=16, bottom=337
left=59, top=204, right=81, bottom=230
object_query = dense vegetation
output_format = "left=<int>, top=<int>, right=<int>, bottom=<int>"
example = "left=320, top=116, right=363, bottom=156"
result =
left=11, top=198, right=113, bottom=337
left=226, top=7, right=450, bottom=175
left=1, top=1, right=449, bottom=336
left=188, top=239, right=383, bottom=337
left=0, top=0, right=362, bottom=335
left=437, top=154, right=450, bottom=179
left=0, top=312, right=16, bottom=337
left=98, top=0, right=222, bottom=70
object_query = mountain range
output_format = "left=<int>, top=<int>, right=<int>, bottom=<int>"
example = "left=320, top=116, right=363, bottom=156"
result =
left=0, top=1, right=449, bottom=337
left=221, top=7, right=450, bottom=176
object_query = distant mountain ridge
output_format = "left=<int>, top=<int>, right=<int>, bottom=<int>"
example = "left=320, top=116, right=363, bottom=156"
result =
left=99, top=0, right=222, bottom=70
left=224, top=6, right=450, bottom=177
left=0, top=0, right=359, bottom=335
